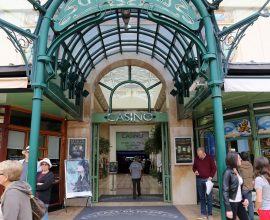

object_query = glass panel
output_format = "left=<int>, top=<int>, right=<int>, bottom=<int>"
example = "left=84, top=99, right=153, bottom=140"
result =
left=48, top=136, right=60, bottom=159
left=39, top=135, right=46, bottom=148
left=8, top=130, right=25, bottom=149
left=260, top=138, right=270, bottom=161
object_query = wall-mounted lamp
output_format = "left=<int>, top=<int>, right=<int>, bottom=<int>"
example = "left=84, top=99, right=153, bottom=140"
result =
left=170, top=89, right=178, bottom=97
left=82, top=90, right=89, bottom=97
left=122, top=9, right=131, bottom=31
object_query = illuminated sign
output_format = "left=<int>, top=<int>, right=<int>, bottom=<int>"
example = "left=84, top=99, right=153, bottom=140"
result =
left=106, top=112, right=154, bottom=122
left=55, top=0, right=200, bottom=31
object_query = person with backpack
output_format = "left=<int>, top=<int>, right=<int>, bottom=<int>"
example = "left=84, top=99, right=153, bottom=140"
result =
left=0, top=160, right=33, bottom=220
left=254, top=156, right=270, bottom=220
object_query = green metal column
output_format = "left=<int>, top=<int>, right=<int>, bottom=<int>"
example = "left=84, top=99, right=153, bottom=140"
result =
left=161, top=122, right=171, bottom=202
left=91, top=123, right=100, bottom=202
left=249, top=104, right=261, bottom=158
left=27, top=0, right=62, bottom=193
left=192, top=1, right=227, bottom=219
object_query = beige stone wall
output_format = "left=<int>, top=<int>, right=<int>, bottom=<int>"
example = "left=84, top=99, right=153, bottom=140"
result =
left=66, top=53, right=196, bottom=205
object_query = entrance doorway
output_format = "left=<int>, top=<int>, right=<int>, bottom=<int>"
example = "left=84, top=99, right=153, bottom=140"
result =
left=91, top=119, right=170, bottom=203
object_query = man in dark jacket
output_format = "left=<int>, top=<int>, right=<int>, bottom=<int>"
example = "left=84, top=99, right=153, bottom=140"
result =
left=239, top=151, right=254, bottom=220
left=193, top=147, right=216, bottom=220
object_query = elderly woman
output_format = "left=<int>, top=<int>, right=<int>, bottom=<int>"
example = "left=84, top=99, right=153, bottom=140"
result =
left=0, top=160, right=32, bottom=220
left=36, top=158, right=54, bottom=220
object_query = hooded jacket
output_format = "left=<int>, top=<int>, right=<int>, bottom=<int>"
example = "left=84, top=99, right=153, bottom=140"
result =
left=239, top=160, right=254, bottom=191
left=1, top=181, right=33, bottom=220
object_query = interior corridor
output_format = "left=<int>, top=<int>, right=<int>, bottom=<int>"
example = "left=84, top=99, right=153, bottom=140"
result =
left=99, top=174, right=163, bottom=196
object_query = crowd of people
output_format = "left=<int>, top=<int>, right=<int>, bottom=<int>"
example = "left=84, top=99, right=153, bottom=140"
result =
left=193, top=147, right=270, bottom=220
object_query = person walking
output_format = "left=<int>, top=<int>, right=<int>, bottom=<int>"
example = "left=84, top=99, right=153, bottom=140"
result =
left=193, top=147, right=216, bottom=220
left=129, top=156, right=143, bottom=199
left=223, top=152, right=249, bottom=220
left=254, top=156, right=270, bottom=220
left=36, top=158, right=54, bottom=220
left=0, top=160, right=33, bottom=220
left=239, top=151, right=254, bottom=220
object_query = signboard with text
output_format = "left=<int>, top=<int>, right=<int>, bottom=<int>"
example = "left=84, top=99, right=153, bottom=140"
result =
left=174, top=137, right=193, bottom=165
left=116, top=132, right=149, bottom=151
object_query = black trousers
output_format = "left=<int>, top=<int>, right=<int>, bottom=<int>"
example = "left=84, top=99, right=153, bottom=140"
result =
left=132, top=178, right=141, bottom=198
left=226, top=202, right=249, bottom=220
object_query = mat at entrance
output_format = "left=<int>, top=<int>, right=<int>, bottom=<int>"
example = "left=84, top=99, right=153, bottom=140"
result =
left=74, top=206, right=187, bottom=220
left=99, top=194, right=163, bottom=202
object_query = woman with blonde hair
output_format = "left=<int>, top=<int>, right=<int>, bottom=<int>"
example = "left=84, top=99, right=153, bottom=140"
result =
left=254, top=156, right=270, bottom=220
left=0, top=160, right=32, bottom=220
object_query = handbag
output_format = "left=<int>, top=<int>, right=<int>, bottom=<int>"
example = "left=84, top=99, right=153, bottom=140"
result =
left=17, top=188, right=47, bottom=220
left=29, top=194, right=47, bottom=220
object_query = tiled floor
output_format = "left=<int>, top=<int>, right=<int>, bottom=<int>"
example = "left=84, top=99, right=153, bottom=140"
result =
left=99, top=173, right=163, bottom=195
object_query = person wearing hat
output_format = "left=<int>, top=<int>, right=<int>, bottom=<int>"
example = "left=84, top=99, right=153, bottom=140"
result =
left=19, top=146, right=41, bottom=181
left=36, top=158, right=54, bottom=220
left=19, top=146, right=30, bottom=181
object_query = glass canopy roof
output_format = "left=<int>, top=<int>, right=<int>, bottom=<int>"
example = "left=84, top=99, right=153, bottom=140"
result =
left=99, top=66, right=162, bottom=110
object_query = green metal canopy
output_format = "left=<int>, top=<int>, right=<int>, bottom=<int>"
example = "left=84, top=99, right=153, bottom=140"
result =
left=1, top=1, right=270, bottom=219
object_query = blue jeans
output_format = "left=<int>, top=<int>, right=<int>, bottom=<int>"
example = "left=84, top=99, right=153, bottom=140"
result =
left=196, top=177, right=213, bottom=216
left=242, top=190, right=254, bottom=220
left=41, top=204, right=49, bottom=220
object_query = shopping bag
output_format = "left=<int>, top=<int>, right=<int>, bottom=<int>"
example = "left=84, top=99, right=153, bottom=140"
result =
left=206, top=180, right=214, bottom=195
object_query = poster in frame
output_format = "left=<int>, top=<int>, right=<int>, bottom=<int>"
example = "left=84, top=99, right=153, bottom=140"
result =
left=109, top=162, right=118, bottom=173
left=68, top=138, right=87, bottom=160
left=174, top=137, right=194, bottom=165
left=64, top=159, right=92, bottom=198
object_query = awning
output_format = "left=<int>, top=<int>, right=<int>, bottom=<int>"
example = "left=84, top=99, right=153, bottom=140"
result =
left=224, top=78, right=270, bottom=92
left=0, top=77, right=28, bottom=89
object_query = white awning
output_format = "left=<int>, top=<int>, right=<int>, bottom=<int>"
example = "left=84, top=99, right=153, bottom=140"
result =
left=0, top=77, right=28, bottom=89
left=224, top=78, right=270, bottom=92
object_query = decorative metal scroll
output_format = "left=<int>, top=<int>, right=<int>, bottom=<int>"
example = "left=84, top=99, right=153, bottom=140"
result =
left=0, top=27, right=33, bottom=76
left=54, top=0, right=200, bottom=32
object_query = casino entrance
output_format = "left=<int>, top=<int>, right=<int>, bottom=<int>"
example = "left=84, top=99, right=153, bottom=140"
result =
left=90, top=65, right=171, bottom=203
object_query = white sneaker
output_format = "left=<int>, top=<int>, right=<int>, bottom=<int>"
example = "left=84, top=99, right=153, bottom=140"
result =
left=197, top=215, right=207, bottom=219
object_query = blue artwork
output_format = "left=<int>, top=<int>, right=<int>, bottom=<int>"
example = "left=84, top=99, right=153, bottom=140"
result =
left=224, top=119, right=251, bottom=138
left=257, top=116, right=270, bottom=134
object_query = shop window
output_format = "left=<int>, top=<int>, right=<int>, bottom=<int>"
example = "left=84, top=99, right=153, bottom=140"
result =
left=10, top=110, right=62, bottom=132
left=7, top=130, right=25, bottom=160
left=260, top=138, right=270, bottom=161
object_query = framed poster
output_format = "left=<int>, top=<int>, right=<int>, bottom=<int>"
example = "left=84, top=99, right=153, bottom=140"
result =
left=109, top=162, right=118, bottom=173
left=65, top=159, right=92, bottom=198
left=174, top=137, right=194, bottom=165
left=68, top=138, right=86, bottom=160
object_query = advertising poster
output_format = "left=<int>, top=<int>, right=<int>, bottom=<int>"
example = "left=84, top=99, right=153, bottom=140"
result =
left=109, top=162, right=118, bottom=173
left=65, top=159, right=92, bottom=198
left=68, top=138, right=86, bottom=160
left=174, top=137, right=194, bottom=165
left=224, top=118, right=251, bottom=138
left=116, top=132, right=149, bottom=151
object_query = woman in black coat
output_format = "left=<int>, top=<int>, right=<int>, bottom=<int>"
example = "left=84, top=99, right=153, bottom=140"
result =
left=223, top=152, right=249, bottom=220
left=36, top=158, right=54, bottom=220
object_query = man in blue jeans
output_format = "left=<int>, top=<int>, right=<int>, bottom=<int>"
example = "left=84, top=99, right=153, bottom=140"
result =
left=129, top=156, right=143, bottom=199
left=193, top=147, right=217, bottom=220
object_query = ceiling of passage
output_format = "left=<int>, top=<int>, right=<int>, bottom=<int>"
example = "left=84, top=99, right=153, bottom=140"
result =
left=193, top=91, right=270, bottom=117
left=98, top=66, right=163, bottom=110
left=49, top=7, right=202, bottom=103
